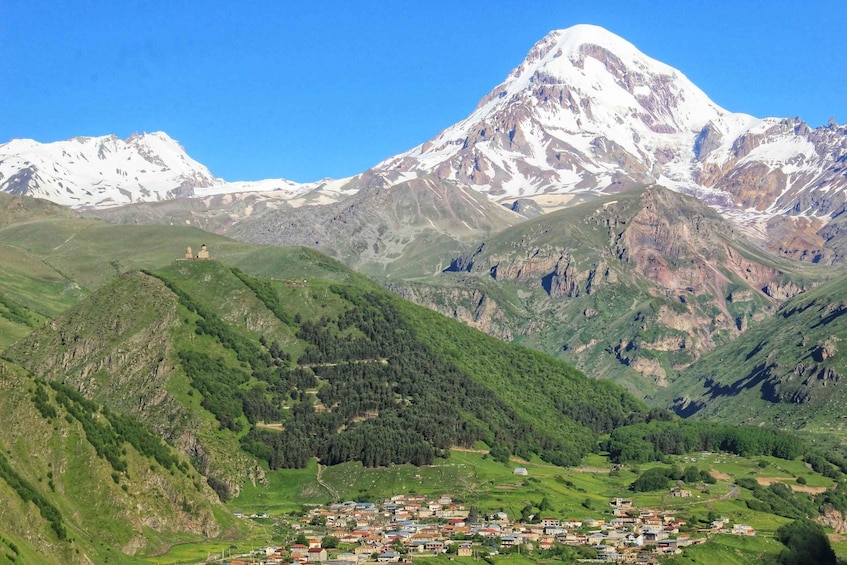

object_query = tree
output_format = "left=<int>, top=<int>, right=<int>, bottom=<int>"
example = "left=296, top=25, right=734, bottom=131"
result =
left=630, top=467, right=671, bottom=492
left=310, top=515, right=327, bottom=527
left=520, top=504, right=534, bottom=523
left=776, top=518, right=836, bottom=565
left=684, top=466, right=701, bottom=484
left=322, top=536, right=339, bottom=549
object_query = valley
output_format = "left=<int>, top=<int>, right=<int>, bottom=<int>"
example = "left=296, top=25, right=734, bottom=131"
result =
left=3, top=21, right=847, bottom=565
left=1, top=201, right=846, bottom=563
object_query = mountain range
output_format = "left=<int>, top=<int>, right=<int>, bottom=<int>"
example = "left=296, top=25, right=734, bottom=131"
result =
left=5, top=24, right=847, bottom=562
left=4, top=25, right=847, bottom=264
left=4, top=24, right=847, bottom=399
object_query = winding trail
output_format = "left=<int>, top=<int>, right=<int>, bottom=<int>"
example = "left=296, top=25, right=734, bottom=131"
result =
left=316, top=463, right=340, bottom=502
left=720, top=483, right=739, bottom=500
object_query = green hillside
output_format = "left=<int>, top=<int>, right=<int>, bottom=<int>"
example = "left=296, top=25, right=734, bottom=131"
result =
left=6, top=259, right=652, bottom=477
left=0, top=358, right=236, bottom=563
left=4, top=194, right=847, bottom=563
left=0, top=195, right=357, bottom=350
left=658, top=273, right=847, bottom=435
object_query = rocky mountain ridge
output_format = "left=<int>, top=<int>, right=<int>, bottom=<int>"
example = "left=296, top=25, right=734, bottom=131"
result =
left=390, top=186, right=831, bottom=393
left=5, top=25, right=847, bottom=262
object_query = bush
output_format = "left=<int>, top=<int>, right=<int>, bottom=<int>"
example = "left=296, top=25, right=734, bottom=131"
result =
left=206, top=476, right=231, bottom=502
left=630, top=467, right=672, bottom=492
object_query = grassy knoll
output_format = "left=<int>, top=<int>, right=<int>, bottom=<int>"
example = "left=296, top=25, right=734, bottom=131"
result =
left=665, top=533, right=786, bottom=564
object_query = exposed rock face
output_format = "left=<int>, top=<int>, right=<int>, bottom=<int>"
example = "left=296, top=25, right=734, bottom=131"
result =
left=386, top=281, right=515, bottom=341
left=227, top=174, right=520, bottom=275
left=419, top=186, right=814, bottom=391
left=819, top=508, right=847, bottom=534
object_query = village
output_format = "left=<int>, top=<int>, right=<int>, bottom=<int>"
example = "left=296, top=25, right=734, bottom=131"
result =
left=221, top=489, right=756, bottom=565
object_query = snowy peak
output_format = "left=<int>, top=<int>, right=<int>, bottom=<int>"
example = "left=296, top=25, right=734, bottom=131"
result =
left=0, top=132, right=217, bottom=207
left=377, top=24, right=750, bottom=203
left=0, top=132, right=346, bottom=209
left=474, top=23, right=734, bottom=139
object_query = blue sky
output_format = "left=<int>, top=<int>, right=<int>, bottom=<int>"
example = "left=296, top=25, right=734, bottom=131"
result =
left=1, top=1, right=844, bottom=182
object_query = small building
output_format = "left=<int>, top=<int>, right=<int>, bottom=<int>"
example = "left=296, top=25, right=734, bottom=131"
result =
left=732, top=524, right=756, bottom=536
left=541, top=517, right=560, bottom=528
left=307, top=547, right=328, bottom=562
left=184, top=243, right=211, bottom=260
left=513, top=467, right=528, bottom=476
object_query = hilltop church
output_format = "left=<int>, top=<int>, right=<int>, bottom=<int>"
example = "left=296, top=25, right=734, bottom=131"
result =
left=184, top=244, right=211, bottom=260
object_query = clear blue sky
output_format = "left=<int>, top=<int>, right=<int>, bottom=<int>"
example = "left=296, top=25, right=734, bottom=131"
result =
left=1, top=1, right=844, bottom=182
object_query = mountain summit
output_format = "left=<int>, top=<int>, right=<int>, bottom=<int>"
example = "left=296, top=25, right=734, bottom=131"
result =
left=375, top=24, right=752, bottom=203
left=370, top=24, right=847, bottom=260
left=0, top=132, right=335, bottom=208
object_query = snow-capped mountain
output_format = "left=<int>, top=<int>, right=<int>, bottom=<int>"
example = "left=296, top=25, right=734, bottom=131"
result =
left=374, top=24, right=847, bottom=232
left=0, top=132, right=346, bottom=208
left=4, top=25, right=847, bottom=261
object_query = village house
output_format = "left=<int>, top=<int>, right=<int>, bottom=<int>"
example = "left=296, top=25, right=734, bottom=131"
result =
left=255, top=492, right=719, bottom=565
left=307, top=547, right=328, bottom=562
left=670, top=487, right=692, bottom=498
left=457, top=544, right=473, bottom=557
left=732, top=523, right=756, bottom=536
left=540, top=517, right=560, bottom=528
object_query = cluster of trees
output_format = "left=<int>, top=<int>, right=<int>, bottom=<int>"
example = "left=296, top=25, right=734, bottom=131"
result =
left=245, top=289, right=570, bottom=468
left=0, top=292, right=37, bottom=328
left=106, top=407, right=183, bottom=471
left=775, top=519, right=837, bottom=565
left=50, top=382, right=130, bottom=473
left=398, top=293, right=650, bottom=436
left=148, top=271, right=282, bottom=377
left=804, top=452, right=845, bottom=480
left=0, top=534, right=19, bottom=558
left=160, top=271, right=650, bottom=470
left=32, top=381, right=185, bottom=477
left=604, top=420, right=803, bottom=463
left=736, top=478, right=818, bottom=519
left=221, top=284, right=647, bottom=470
left=231, top=268, right=295, bottom=325
left=629, top=465, right=716, bottom=492
left=0, top=451, right=65, bottom=539
left=178, top=351, right=250, bottom=432
left=736, top=476, right=847, bottom=525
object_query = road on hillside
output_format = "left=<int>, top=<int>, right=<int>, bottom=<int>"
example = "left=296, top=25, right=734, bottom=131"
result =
left=720, top=483, right=739, bottom=500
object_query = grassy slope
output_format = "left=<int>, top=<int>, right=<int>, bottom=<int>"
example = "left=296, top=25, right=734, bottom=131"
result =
left=0, top=205, right=357, bottom=357
left=659, top=273, right=847, bottom=433
left=0, top=245, right=85, bottom=349
left=6, top=255, right=648, bottom=475
left=0, top=359, right=235, bottom=564
left=0, top=218, right=354, bottom=291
